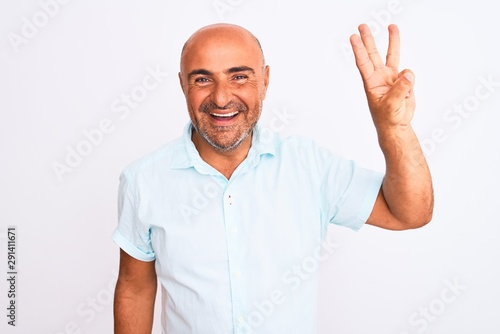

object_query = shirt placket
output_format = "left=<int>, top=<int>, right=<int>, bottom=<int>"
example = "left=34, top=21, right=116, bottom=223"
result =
left=222, top=182, right=250, bottom=334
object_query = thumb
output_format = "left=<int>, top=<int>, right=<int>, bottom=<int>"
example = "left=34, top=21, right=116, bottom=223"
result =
left=392, top=70, right=415, bottom=100
left=378, top=70, right=415, bottom=116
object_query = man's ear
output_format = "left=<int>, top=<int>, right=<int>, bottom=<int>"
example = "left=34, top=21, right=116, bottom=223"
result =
left=261, top=65, right=270, bottom=100
left=178, top=72, right=186, bottom=95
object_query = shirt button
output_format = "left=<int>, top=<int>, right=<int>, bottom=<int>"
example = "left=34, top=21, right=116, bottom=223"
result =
left=237, top=315, right=244, bottom=323
left=234, top=271, right=242, bottom=278
left=230, top=226, right=238, bottom=234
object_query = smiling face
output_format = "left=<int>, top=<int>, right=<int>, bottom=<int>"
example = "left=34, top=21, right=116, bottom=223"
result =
left=179, top=24, right=270, bottom=153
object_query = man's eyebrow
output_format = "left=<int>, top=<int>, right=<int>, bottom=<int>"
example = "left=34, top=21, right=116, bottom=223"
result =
left=187, top=69, right=213, bottom=79
left=225, top=66, right=255, bottom=74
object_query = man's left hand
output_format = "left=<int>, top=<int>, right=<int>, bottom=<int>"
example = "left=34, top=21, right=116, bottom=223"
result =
left=350, top=24, right=415, bottom=133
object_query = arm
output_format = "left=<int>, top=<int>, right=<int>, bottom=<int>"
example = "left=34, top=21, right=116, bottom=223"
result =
left=350, top=24, right=434, bottom=230
left=114, top=249, right=157, bottom=334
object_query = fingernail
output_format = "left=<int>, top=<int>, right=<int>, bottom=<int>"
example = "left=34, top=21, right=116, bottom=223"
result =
left=404, top=73, right=414, bottom=83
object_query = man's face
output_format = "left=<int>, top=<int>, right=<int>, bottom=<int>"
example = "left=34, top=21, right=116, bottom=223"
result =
left=179, top=26, right=270, bottom=152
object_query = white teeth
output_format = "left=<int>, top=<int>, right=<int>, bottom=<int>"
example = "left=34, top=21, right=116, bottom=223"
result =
left=210, top=111, right=239, bottom=117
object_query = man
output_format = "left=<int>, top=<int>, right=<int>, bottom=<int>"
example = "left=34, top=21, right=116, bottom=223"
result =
left=113, top=23, right=433, bottom=333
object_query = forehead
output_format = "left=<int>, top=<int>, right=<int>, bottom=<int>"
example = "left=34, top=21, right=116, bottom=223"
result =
left=181, top=27, right=263, bottom=73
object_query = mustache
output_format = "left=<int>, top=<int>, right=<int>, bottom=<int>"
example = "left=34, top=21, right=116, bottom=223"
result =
left=199, top=101, right=248, bottom=113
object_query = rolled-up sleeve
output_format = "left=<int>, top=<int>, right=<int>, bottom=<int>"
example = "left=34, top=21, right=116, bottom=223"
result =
left=322, top=154, right=384, bottom=231
left=112, top=170, right=156, bottom=262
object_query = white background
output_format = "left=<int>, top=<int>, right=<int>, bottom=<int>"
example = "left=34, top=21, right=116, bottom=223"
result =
left=1, top=0, right=499, bottom=333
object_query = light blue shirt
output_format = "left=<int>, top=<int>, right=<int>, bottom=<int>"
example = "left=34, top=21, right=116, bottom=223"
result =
left=113, top=122, right=383, bottom=334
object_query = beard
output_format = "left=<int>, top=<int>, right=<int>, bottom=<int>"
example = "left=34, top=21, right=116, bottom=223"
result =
left=191, top=100, right=261, bottom=152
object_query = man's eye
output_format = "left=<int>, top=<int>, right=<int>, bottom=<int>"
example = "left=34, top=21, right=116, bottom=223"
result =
left=234, top=75, right=248, bottom=81
left=195, top=77, right=209, bottom=83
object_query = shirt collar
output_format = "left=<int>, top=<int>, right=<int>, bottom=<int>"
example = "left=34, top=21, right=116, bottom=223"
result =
left=170, top=121, right=276, bottom=173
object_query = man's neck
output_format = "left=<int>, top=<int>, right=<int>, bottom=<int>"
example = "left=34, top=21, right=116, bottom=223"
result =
left=191, top=131, right=252, bottom=180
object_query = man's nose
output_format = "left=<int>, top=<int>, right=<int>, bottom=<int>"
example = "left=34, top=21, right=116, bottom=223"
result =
left=211, top=81, right=231, bottom=108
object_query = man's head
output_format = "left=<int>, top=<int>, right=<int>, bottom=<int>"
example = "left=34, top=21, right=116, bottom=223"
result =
left=179, top=23, right=270, bottom=153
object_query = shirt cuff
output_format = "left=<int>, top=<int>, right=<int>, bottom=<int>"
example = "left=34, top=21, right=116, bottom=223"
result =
left=112, top=229, right=156, bottom=262
left=353, top=171, right=384, bottom=231
left=332, top=168, right=384, bottom=232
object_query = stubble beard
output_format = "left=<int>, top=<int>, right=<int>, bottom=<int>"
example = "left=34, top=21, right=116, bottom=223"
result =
left=191, top=101, right=262, bottom=153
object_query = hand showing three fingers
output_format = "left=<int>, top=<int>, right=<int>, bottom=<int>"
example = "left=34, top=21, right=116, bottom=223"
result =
left=350, top=24, right=415, bottom=133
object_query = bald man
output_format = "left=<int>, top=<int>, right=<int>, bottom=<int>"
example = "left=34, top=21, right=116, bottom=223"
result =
left=113, top=24, right=433, bottom=333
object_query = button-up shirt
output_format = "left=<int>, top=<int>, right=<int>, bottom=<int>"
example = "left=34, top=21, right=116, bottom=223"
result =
left=113, top=122, right=383, bottom=333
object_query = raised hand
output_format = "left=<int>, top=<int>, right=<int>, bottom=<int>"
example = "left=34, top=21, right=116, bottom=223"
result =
left=350, top=24, right=415, bottom=132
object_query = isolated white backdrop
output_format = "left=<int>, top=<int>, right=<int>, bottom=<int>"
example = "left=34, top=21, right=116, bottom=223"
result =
left=1, top=0, right=499, bottom=333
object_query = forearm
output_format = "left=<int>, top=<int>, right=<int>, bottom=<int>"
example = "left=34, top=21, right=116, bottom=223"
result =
left=378, top=125, right=434, bottom=228
left=114, top=277, right=157, bottom=334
